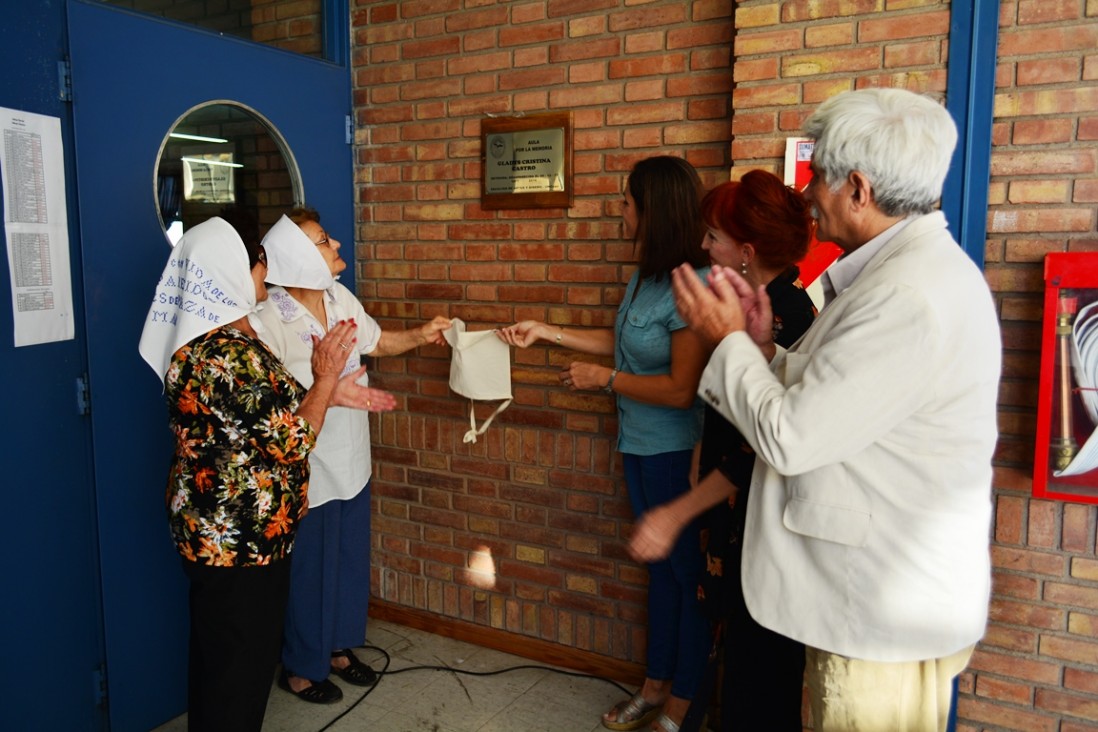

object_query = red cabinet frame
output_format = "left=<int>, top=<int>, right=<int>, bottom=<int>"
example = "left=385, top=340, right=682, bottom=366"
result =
left=1033, top=253, right=1098, bottom=503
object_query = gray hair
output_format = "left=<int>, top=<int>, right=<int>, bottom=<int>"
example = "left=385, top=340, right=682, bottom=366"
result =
left=804, top=88, right=958, bottom=217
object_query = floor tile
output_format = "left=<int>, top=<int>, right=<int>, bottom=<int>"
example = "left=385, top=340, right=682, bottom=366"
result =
left=476, top=670, right=625, bottom=732
left=150, top=619, right=632, bottom=732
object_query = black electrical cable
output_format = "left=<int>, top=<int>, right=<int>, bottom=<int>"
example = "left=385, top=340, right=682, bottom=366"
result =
left=314, top=643, right=634, bottom=732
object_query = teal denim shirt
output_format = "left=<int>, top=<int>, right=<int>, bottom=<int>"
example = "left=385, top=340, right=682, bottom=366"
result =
left=614, top=268, right=707, bottom=455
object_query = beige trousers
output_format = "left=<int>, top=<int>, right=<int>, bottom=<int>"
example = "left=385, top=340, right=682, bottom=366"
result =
left=805, top=644, right=975, bottom=732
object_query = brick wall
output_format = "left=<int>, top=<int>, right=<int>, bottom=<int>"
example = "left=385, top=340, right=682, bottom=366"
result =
left=251, top=0, right=324, bottom=55
left=351, top=0, right=733, bottom=667
left=728, top=0, right=950, bottom=177
left=102, top=0, right=323, bottom=56
left=973, top=2, right=1098, bottom=730
left=352, top=0, right=1098, bottom=728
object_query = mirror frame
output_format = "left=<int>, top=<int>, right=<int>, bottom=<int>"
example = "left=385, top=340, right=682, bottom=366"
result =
left=153, top=100, right=303, bottom=246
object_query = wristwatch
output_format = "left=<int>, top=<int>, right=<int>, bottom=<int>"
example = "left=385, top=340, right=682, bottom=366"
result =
left=603, top=368, right=618, bottom=394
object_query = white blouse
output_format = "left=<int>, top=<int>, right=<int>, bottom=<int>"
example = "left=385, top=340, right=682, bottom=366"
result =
left=251, top=283, right=382, bottom=507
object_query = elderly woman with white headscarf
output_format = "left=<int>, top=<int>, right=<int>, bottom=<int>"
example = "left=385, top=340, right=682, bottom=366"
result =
left=251, top=207, right=450, bottom=705
left=138, top=216, right=388, bottom=732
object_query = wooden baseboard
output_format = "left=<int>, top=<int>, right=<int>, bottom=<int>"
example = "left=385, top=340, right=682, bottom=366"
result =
left=369, top=599, right=645, bottom=686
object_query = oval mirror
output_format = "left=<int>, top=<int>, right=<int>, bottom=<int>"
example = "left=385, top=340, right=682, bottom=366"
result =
left=155, top=101, right=301, bottom=247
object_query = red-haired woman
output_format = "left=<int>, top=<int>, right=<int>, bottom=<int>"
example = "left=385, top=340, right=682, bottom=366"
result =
left=630, top=169, right=817, bottom=731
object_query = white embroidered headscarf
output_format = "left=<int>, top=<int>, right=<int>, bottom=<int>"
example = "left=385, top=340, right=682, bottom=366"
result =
left=261, top=214, right=335, bottom=290
left=138, top=216, right=258, bottom=382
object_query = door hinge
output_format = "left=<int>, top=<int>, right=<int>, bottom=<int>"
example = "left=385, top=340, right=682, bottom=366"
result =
left=93, top=665, right=107, bottom=707
left=345, top=114, right=353, bottom=145
left=76, top=373, right=90, bottom=416
left=58, top=60, right=72, bottom=102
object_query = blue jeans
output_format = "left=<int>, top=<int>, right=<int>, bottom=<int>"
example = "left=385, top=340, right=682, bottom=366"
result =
left=623, top=451, right=711, bottom=700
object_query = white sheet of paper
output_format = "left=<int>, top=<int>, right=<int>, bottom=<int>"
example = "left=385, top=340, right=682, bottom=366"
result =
left=0, top=106, right=74, bottom=346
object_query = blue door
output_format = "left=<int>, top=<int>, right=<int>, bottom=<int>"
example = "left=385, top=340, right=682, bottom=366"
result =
left=67, top=1, right=352, bottom=728
left=0, top=4, right=105, bottom=731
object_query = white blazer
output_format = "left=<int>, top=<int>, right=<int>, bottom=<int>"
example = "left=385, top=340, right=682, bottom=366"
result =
left=699, top=212, right=1001, bottom=662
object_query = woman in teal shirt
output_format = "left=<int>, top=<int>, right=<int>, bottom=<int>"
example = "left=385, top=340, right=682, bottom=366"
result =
left=499, top=156, right=710, bottom=732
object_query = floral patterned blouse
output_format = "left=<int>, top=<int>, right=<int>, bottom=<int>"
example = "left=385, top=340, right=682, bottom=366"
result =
left=164, top=325, right=316, bottom=567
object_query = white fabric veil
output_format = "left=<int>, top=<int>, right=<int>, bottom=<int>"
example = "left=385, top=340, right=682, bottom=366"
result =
left=261, top=214, right=335, bottom=290
left=138, top=216, right=258, bottom=382
left=443, top=318, right=513, bottom=443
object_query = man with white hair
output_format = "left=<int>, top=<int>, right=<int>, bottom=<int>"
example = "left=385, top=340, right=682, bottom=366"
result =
left=671, top=88, right=1001, bottom=731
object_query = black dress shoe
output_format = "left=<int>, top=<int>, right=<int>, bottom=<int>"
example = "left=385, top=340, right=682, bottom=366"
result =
left=278, top=668, right=343, bottom=704
left=330, top=648, right=377, bottom=686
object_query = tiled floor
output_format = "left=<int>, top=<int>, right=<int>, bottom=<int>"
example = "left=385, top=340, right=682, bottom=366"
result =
left=153, top=619, right=631, bottom=732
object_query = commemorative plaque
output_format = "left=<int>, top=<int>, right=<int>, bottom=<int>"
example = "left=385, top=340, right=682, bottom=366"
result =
left=481, top=112, right=573, bottom=210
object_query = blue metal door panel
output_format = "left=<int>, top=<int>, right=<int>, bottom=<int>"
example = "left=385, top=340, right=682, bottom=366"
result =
left=0, top=2, right=106, bottom=731
left=67, top=1, right=352, bottom=728
left=943, top=0, right=1000, bottom=269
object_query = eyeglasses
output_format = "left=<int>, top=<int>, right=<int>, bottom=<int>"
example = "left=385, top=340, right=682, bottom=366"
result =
left=256, top=246, right=268, bottom=268
left=313, top=234, right=330, bottom=248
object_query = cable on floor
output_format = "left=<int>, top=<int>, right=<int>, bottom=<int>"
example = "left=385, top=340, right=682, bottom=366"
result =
left=315, top=643, right=634, bottom=732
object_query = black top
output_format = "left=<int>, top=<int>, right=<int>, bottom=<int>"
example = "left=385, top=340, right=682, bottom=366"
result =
left=697, top=266, right=817, bottom=617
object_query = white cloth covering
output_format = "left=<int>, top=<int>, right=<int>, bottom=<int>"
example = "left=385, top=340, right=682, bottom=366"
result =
left=262, top=214, right=335, bottom=290
left=138, top=216, right=257, bottom=382
left=250, top=284, right=381, bottom=507
left=443, top=318, right=512, bottom=443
